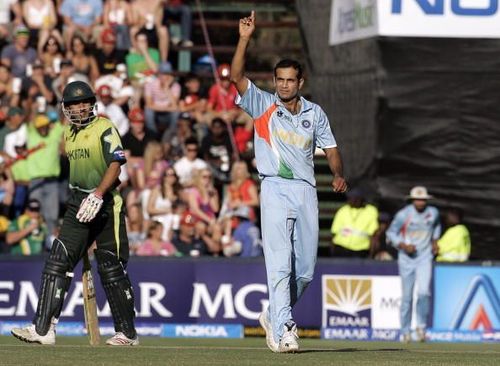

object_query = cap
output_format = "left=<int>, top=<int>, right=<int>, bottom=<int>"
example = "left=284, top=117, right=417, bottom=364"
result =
left=158, top=61, right=173, bottom=74
left=217, top=64, right=230, bottom=79
left=180, top=211, right=197, bottom=227
left=96, top=84, right=112, bottom=97
left=407, top=186, right=433, bottom=200
left=101, top=28, right=116, bottom=44
left=15, top=26, right=30, bottom=37
left=34, top=114, right=50, bottom=128
left=233, top=205, right=251, bottom=219
left=128, top=107, right=145, bottom=123
left=8, top=106, right=24, bottom=117
left=346, top=187, right=364, bottom=199
left=27, top=199, right=41, bottom=211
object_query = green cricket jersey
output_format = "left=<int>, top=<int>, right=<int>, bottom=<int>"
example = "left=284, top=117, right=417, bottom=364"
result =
left=64, top=117, right=126, bottom=192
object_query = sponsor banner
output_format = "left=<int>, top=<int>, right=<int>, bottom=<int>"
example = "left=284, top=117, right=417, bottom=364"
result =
left=433, top=265, right=500, bottom=332
left=161, top=324, right=243, bottom=338
left=426, top=330, right=488, bottom=343
left=330, top=0, right=500, bottom=45
left=322, top=327, right=400, bottom=341
left=378, top=0, right=500, bottom=39
left=322, top=275, right=402, bottom=330
left=0, top=257, right=398, bottom=328
left=329, top=0, right=378, bottom=45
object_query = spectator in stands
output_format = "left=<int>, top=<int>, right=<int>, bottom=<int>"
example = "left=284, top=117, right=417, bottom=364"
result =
left=19, top=59, right=55, bottom=116
left=173, top=137, right=207, bottom=187
left=6, top=198, right=47, bottom=255
left=0, top=155, right=14, bottom=217
left=136, top=220, right=178, bottom=256
left=59, top=0, right=103, bottom=51
left=94, top=64, right=134, bottom=113
left=172, top=211, right=209, bottom=257
left=200, top=117, right=235, bottom=192
left=0, top=1, right=22, bottom=49
left=38, top=35, right=64, bottom=79
left=162, top=0, right=193, bottom=47
left=330, top=188, right=379, bottom=258
left=386, top=186, right=441, bottom=343
left=125, top=30, right=159, bottom=81
left=52, top=59, right=89, bottom=102
left=0, top=213, right=10, bottom=254
left=102, top=0, right=132, bottom=51
left=130, top=0, right=169, bottom=62
left=126, top=201, right=146, bottom=254
left=0, top=107, right=23, bottom=152
left=225, top=205, right=263, bottom=258
left=162, top=112, right=195, bottom=162
left=94, top=28, right=127, bottom=76
left=1, top=26, right=38, bottom=78
left=144, top=61, right=181, bottom=136
left=96, top=84, right=129, bottom=136
left=122, top=107, right=157, bottom=187
left=67, top=35, right=99, bottom=83
left=233, top=113, right=254, bottom=159
left=436, top=207, right=471, bottom=262
left=3, top=107, right=30, bottom=217
left=186, top=168, right=222, bottom=252
left=0, top=64, right=17, bottom=110
left=371, top=212, right=397, bottom=260
left=179, top=72, right=208, bottom=125
left=21, top=0, right=60, bottom=50
left=207, top=63, right=243, bottom=124
left=147, top=167, right=182, bottom=241
left=27, top=114, right=64, bottom=249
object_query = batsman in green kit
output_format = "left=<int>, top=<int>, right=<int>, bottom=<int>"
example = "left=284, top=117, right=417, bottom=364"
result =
left=12, top=81, right=139, bottom=346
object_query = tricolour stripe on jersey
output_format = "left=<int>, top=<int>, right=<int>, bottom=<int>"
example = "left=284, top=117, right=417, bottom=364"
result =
left=254, top=103, right=277, bottom=146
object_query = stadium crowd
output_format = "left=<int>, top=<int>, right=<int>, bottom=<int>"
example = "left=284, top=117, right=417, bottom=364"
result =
left=0, top=0, right=471, bottom=262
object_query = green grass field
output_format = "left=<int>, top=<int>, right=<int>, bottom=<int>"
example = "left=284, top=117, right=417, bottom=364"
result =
left=1, top=336, right=499, bottom=366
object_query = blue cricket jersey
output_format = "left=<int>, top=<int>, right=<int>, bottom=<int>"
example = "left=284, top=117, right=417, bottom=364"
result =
left=236, top=81, right=337, bottom=187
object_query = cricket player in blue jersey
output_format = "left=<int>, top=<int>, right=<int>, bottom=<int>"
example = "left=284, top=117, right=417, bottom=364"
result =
left=386, top=186, right=441, bottom=343
left=231, top=11, right=347, bottom=353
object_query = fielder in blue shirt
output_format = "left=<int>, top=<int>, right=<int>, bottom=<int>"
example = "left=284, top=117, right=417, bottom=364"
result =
left=386, top=186, right=441, bottom=343
left=231, top=11, right=348, bottom=353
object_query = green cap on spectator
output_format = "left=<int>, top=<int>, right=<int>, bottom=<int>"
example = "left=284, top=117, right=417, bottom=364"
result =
left=15, top=26, right=30, bottom=37
left=7, top=107, right=24, bottom=117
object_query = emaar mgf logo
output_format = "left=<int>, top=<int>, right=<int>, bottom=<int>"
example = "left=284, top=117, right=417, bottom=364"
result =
left=391, top=0, right=499, bottom=16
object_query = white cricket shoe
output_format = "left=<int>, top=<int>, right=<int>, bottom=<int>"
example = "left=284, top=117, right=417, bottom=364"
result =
left=278, top=321, right=299, bottom=353
left=259, top=310, right=278, bottom=352
left=400, top=333, right=411, bottom=344
left=416, top=328, right=426, bottom=342
left=11, top=324, right=56, bottom=345
left=106, top=332, right=139, bottom=346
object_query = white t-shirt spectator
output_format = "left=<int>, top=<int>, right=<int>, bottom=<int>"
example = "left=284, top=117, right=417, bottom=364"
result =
left=173, top=157, right=207, bottom=187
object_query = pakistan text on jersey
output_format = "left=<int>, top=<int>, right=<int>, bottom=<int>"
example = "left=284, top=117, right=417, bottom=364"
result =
left=67, top=148, right=90, bottom=160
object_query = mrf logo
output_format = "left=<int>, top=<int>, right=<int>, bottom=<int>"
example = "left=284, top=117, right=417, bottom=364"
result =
left=450, top=274, right=500, bottom=332
left=391, top=0, right=498, bottom=16
left=322, top=275, right=372, bottom=328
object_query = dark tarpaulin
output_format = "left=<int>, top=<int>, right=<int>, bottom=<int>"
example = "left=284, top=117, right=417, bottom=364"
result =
left=296, top=0, right=500, bottom=259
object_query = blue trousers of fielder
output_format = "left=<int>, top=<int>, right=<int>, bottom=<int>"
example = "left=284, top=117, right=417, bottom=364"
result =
left=398, top=254, right=433, bottom=335
left=260, top=177, right=318, bottom=343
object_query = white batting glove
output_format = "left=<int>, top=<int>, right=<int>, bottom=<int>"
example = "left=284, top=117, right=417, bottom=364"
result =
left=76, top=192, right=104, bottom=223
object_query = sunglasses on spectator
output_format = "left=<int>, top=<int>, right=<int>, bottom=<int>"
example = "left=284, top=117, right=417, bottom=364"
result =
left=187, top=147, right=198, bottom=152
left=202, top=174, right=212, bottom=179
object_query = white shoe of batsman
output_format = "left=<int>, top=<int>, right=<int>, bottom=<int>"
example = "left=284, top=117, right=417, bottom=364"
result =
left=259, top=310, right=278, bottom=352
left=106, top=332, right=139, bottom=346
left=278, top=321, right=299, bottom=353
left=11, top=324, right=56, bottom=345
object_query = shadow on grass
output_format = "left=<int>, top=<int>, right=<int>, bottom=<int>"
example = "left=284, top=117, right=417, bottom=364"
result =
left=298, top=348, right=406, bottom=354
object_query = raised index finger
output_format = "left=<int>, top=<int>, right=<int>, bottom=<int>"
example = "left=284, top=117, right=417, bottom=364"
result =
left=250, top=10, right=255, bottom=22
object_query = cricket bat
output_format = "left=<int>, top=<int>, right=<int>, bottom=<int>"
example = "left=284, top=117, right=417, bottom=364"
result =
left=82, top=252, right=100, bottom=346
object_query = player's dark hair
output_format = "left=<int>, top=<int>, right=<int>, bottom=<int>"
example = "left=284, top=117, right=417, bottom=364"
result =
left=274, top=59, right=303, bottom=80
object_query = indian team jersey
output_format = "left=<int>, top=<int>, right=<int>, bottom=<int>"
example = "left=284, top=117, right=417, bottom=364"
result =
left=64, top=117, right=126, bottom=192
left=236, top=81, right=337, bottom=187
